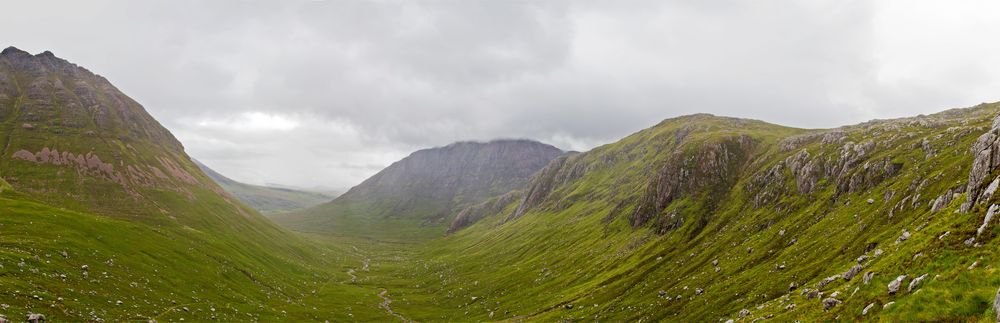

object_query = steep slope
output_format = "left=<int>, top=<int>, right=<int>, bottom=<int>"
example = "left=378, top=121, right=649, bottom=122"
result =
left=346, top=104, right=1000, bottom=322
left=194, top=159, right=336, bottom=214
left=0, top=47, right=378, bottom=322
left=274, top=139, right=563, bottom=240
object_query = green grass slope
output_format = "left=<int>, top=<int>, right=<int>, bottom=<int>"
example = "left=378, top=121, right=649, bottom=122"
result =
left=194, top=159, right=336, bottom=214
left=0, top=47, right=405, bottom=322
left=335, top=103, right=1000, bottom=322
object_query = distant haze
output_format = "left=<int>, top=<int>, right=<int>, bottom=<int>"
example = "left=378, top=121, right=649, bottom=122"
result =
left=4, top=0, right=999, bottom=189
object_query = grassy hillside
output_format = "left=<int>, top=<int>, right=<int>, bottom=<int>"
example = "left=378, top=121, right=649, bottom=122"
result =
left=194, top=159, right=336, bottom=214
left=0, top=47, right=401, bottom=322
left=322, top=103, right=1000, bottom=322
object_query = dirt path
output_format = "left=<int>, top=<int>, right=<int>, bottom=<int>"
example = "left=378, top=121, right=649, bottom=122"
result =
left=378, top=289, right=412, bottom=322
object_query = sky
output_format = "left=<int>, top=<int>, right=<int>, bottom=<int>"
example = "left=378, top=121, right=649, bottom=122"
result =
left=3, top=0, right=1000, bottom=190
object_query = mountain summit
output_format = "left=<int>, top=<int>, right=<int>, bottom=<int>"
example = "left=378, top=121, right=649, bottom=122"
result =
left=275, top=139, right=563, bottom=239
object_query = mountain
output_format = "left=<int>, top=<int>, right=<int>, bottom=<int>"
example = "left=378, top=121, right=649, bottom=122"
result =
left=6, top=46, right=1000, bottom=322
left=321, top=103, right=1000, bottom=322
left=273, top=139, right=564, bottom=240
left=0, top=47, right=376, bottom=322
left=194, top=159, right=336, bottom=214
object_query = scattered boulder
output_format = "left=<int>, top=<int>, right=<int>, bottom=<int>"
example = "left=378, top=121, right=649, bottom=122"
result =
left=866, top=198, right=875, bottom=204
left=60, top=250, right=69, bottom=258
left=888, top=275, right=907, bottom=295
left=863, top=271, right=875, bottom=285
left=843, top=265, right=863, bottom=281
left=27, top=313, right=45, bottom=323
left=563, top=304, right=573, bottom=309
left=712, top=259, right=719, bottom=266
left=965, top=237, right=976, bottom=246
left=895, top=230, right=911, bottom=244
left=817, top=275, right=841, bottom=289
left=22, top=123, right=35, bottom=130
left=695, top=288, right=704, bottom=295
left=822, top=298, right=841, bottom=310
left=738, top=309, right=750, bottom=318
left=789, top=282, right=798, bottom=291
left=862, top=303, right=875, bottom=315
left=908, top=274, right=928, bottom=293
left=658, top=290, right=667, bottom=297
left=977, top=204, right=998, bottom=236
left=856, top=254, right=869, bottom=263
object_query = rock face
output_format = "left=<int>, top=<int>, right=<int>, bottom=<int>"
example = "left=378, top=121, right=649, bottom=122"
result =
left=449, top=191, right=522, bottom=233
left=630, top=134, right=755, bottom=230
left=296, top=140, right=563, bottom=227
left=963, top=115, right=1000, bottom=212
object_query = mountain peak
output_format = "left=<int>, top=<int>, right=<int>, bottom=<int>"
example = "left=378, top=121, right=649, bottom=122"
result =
left=1, top=46, right=29, bottom=56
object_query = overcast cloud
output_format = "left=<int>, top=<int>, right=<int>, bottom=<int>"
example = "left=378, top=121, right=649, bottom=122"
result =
left=4, top=0, right=1000, bottom=189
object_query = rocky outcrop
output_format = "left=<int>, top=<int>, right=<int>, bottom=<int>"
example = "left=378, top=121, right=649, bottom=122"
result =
left=509, top=154, right=578, bottom=222
left=749, top=139, right=902, bottom=208
left=631, top=135, right=755, bottom=230
left=962, top=115, right=1000, bottom=212
left=450, top=191, right=522, bottom=233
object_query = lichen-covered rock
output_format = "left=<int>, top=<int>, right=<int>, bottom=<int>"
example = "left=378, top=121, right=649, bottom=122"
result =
left=843, top=265, right=863, bottom=281
left=895, top=230, right=911, bottom=244
left=888, top=275, right=906, bottom=295
left=862, top=303, right=875, bottom=315
left=817, top=275, right=840, bottom=289
left=908, top=274, right=928, bottom=292
left=26, top=313, right=45, bottom=323
left=822, top=298, right=841, bottom=310
left=977, top=204, right=998, bottom=236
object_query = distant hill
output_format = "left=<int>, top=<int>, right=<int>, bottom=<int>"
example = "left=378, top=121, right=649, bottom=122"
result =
left=274, top=139, right=564, bottom=240
left=194, top=159, right=337, bottom=214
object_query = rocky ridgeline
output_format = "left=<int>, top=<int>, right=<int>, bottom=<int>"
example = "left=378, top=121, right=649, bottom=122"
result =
left=0, top=47, right=182, bottom=149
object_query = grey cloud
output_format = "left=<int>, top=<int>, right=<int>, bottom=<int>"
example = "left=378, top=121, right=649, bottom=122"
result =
left=3, top=0, right=999, bottom=188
